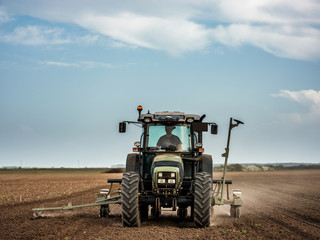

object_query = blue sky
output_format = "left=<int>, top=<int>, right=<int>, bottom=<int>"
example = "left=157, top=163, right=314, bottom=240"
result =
left=0, top=0, right=319, bottom=167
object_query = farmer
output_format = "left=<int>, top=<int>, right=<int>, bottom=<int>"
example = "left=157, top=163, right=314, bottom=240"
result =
left=157, top=126, right=182, bottom=151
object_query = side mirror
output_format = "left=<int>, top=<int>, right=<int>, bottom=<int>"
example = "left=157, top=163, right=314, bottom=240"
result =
left=119, top=122, right=126, bottom=133
left=211, top=124, right=218, bottom=134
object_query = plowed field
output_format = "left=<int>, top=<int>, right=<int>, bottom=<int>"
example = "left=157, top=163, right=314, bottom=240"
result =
left=0, top=170, right=319, bottom=239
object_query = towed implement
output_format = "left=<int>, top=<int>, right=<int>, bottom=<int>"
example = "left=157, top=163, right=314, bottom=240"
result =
left=32, top=179, right=122, bottom=218
left=32, top=106, right=244, bottom=227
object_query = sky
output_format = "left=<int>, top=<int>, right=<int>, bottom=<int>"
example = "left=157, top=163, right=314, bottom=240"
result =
left=0, top=0, right=319, bottom=167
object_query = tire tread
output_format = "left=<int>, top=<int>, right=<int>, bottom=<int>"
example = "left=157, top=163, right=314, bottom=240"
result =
left=121, top=171, right=140, bottom=227
left=193, top=172, right=212, bottom=227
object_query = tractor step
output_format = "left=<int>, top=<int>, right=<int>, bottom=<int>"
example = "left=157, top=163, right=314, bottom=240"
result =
left=212, top=179, right=232, bottom=184
left=107, top=178, right=122, bottom=183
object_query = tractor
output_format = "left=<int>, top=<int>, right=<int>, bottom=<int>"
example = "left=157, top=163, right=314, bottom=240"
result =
left=119, top=106, right=243, bottom=227
left=32, top=105, right=243, bottom=228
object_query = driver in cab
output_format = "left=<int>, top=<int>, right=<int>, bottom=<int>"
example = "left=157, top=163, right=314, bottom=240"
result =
left=156, top=126, right=182, bottom=151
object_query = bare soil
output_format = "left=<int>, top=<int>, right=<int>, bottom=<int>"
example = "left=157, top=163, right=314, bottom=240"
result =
left=0, top=171, right=319, bottom=240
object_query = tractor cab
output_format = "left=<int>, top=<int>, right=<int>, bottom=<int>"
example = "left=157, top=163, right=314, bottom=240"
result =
left=119, top=106, right=218, bottom=224
left=119, top=107, right=218, bottom=182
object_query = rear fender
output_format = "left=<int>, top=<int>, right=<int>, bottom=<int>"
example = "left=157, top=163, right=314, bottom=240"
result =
left=199, top=154, right=213, bottom=178
left=125, top=153, right=140, bottom=173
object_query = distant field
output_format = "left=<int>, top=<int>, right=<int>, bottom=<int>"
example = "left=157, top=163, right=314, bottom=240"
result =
left=1, top=164, right=319, bottom=174
left=214, top=163, right=320, bottom=172
left=0, top=168, right=124, bottom=174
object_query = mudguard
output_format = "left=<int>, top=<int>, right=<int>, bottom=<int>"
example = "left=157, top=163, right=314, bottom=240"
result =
left=125, top=153, right=140, bottom=172
left=199, top=154, right=213, bottom=178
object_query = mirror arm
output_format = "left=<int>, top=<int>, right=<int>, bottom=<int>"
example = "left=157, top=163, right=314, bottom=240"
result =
left=123, top=121, right=142, bottom=128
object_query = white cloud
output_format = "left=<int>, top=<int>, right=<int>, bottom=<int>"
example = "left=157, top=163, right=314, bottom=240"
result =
left=1, top=0, right=320, bottom=59
left=271, top=89, right=320, bottom=122
left=79, top=61, right=117, bottom=69
left=0, top=6, right=11, bottom=24
left=76, top=34, right=101, bottom=45
left=42, top=60, right=116, bottom=69
left=216, top=0, right=320, bottom=25
left=78, top=12, right=211, bottom=56
left=0, top=25, right=101, bottom=46
left=272, top=89, right=320, bottom=104
left=109, top=40, right=137, bottom=49
left=211, top=24, right=320, bottom=60
left=0, top=26, right=70, bottom=45
left=43, top=61, right=79, bottom=67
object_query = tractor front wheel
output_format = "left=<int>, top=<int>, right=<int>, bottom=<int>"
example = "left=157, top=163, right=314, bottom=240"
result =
left=193, top=172, right=212, bottom=227
left=121, top=171, right=141, bottom=227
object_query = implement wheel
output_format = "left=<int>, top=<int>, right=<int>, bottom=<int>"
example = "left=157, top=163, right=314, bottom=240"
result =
left=230, top=206, right=241, bottom=218
left=193, top=172, right=212, bottom=227
left=140, top=204, right=149, bottom=222
left=177, top=207, right=188, bottom=220
left=121, top=171, right=141, bottom=227
left=99, top=205, right=109, bottom=218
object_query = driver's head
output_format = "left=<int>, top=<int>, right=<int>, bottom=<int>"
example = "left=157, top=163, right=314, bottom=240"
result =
left=165, top=126, right=175, bottom=134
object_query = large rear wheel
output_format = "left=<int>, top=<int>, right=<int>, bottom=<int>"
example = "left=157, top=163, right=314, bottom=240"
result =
left=193, top=172, right=212, bottom=227
left=121, top=171, right=141, bottom=227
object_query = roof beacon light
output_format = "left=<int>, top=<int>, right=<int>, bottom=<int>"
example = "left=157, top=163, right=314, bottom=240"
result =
left=137, top=105, right=143, bottom=120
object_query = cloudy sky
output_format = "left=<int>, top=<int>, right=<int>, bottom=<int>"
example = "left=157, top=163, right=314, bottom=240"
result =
left=0, top=0, right=319, bottom=167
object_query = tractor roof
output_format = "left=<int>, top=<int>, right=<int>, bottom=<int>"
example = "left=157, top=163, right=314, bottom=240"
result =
left=140, top=111, right=201, bottom=123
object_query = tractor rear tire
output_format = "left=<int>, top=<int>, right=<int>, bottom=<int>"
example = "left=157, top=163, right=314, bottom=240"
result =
left=193, top=172, right=212, bottom=227
left=121, top=171, right=141, bottom=227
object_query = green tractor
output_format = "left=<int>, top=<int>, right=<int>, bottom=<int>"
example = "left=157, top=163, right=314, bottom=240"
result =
left=31, top=106, right=243, bottom=226
left=119, top=106, right=244, bottom=227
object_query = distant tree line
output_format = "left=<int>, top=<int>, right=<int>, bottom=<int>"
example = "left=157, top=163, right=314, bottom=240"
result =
left=272, top=164, right=320, bottom=170
left=213, top=164, right=320, bottom=172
